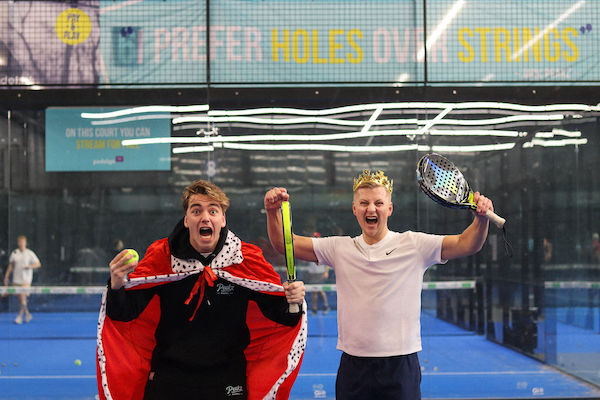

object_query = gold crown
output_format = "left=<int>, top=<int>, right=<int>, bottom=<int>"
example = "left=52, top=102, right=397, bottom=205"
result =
left=353, top=170, right=393, bottom=193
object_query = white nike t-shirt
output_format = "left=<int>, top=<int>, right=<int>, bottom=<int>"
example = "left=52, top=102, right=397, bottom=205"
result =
left=9, top=248, right=40, bottom=285
left=312, top=230, right=445, bottom=357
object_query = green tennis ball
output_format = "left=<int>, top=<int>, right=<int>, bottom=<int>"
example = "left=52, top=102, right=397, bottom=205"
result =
left=124, top=249, right=139, bottom=265
left=74, top=359, right=82, bottom=366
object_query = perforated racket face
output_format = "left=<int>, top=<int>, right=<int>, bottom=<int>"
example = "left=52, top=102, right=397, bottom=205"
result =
left=417, top=153, right=473, bottom=209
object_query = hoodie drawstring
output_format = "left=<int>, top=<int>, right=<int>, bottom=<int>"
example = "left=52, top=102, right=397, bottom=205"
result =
left=184, top=266, right=217, bottom=321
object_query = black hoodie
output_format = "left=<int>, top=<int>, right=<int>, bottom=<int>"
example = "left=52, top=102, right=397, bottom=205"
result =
left=106, top=220, right=300, bottom=380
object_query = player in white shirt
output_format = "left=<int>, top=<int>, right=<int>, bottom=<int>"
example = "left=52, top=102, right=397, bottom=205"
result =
left=264, top=170, right=493, bottom=400
left=4, top=235, right=41, bottom=324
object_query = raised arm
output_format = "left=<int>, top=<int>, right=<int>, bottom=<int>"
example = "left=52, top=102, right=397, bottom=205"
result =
left=441, top=192, right=491, bottom=261
left=264, top=187, right=318, bottom=263
left=106, top=249, right=156, bottom=321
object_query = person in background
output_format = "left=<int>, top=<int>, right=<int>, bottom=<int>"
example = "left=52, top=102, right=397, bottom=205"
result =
left=543, top=238, right=553, bottom=264
left=112, top=239, right=124, bottom=258
left=591, top=232, right=600, bottom=263
left=3, top=235, right=41, bottom=324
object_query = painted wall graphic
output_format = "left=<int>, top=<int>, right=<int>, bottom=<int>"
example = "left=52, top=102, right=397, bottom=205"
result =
left=0, top=2, right=101, bottom=87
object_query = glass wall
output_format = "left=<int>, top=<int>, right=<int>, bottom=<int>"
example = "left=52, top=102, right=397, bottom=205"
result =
left=1, top=96, right=600, bottom=397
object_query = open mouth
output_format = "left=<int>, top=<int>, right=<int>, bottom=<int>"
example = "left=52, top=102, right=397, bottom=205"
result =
left=199, top=227, right=213, bottom=237
left=366, top=216, right=378, bottom=225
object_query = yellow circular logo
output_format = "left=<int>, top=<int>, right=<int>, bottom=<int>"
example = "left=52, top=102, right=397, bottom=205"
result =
left=55, top=8, right=92, bottom=45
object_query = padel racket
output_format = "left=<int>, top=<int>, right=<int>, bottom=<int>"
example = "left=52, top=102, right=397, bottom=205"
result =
left=416, top=153, right=506, bottom=228
left=281, top=201, right=300, bottom=313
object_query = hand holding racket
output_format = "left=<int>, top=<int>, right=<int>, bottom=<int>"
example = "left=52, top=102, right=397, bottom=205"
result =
left=281, top=201, right=300, bottom=313
left=416, top=153, right=506, bottom=228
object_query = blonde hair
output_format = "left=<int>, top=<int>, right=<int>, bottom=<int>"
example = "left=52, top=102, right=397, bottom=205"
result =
left=354, top=180, right=387, bottom=191
left=182, top=180, right=230, bottom=213
left=353, top=182, right=393, bottom=202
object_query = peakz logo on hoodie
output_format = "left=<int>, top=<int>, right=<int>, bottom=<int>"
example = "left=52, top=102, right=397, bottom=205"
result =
left=216, top=283, right=235, bottom=295
left=226, top=385, right=244, bottom=396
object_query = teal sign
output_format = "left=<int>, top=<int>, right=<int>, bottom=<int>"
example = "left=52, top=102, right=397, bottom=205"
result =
left=98, top=0, right=600, bottom=85
left=99, top=0, right=207, bottom=85
left=45, top=108, right=171, bottom=171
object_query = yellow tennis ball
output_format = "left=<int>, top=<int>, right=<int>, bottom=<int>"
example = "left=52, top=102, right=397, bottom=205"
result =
left=124, top=249, right=139, bottom=265
left=74, top=359, right=82, bottom=366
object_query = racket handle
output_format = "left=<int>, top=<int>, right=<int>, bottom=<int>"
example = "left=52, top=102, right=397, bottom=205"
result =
left=486, top=209, right=506, bottom=229
left=289, top=303, right=300, bottom=313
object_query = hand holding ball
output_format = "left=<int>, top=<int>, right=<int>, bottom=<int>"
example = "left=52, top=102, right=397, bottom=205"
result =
left=109, top=249, right=139, bottom=291
left=124, top=249, right=139, bottom=266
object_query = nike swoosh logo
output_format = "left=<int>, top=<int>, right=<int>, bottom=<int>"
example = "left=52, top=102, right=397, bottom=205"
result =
left=386, top=248, right=397, bottom=256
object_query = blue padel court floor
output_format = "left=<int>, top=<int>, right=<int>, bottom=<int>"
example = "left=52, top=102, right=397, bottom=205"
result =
left=1, top=310, right=600, bottom=400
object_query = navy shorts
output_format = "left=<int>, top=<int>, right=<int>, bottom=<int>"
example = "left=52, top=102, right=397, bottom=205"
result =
left=336, top=352, right=422, bottom=400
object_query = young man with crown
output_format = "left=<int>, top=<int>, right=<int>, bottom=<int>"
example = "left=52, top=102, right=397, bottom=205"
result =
left=97, top=179, right=307, bottom=400
left=264, top=170, right=494, bottom=400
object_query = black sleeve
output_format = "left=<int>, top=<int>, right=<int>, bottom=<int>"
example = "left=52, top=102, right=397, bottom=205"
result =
left=105, top=280, right=158, bottom=322
left=250, top=290, right=302, bottom=327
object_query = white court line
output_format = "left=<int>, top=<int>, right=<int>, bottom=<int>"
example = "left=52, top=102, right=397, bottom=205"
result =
left=299, top=370, right=556, bottom=377
left=421, top=370, right=556, bottom=376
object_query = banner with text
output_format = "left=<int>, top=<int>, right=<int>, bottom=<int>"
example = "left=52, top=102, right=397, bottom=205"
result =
left=98, top=0, right=600, bottom=84
left=45, top=108, right=171, bottom=171
left=2, top=0, right=598, bottom=87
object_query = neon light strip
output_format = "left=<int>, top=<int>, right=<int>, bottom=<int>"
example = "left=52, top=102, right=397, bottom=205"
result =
left=172, top=143, right=519, bottom=153
left=89, top=114, right=174, bottom=125
left=175, top=143, right=425, bottom=153
left=535, top=129, right=581, bottom=138
left=172, top=113, right=563, bottom=127
left=81, top=102, right=600, bottom=122
left=522, top=138, right=587, bottom=148
left=81, top=105, right=209, bottom=119
left=432, top=143, right=516, bottom=153
left=173, top=146, right=215, bottom=153
left=122, top=128, right=525, bottom=147
left=205, top=102, right=600, bottom=116
left=361, top=106, right=383, bottom=133
left=418, top=106, right=453, bottom=134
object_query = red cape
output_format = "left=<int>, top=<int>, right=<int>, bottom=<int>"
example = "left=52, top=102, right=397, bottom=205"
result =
left=96, top=236, right=306, bottom=400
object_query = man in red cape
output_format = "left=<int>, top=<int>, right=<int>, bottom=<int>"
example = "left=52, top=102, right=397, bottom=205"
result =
left=97, top=180, right=306, bottom=400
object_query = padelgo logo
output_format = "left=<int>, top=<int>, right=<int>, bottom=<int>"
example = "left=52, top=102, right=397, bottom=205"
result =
left=55, top=8, right=92, bottom=45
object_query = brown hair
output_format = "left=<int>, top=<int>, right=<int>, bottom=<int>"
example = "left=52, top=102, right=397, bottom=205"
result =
left=182, top=180, right=230, bottom=213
